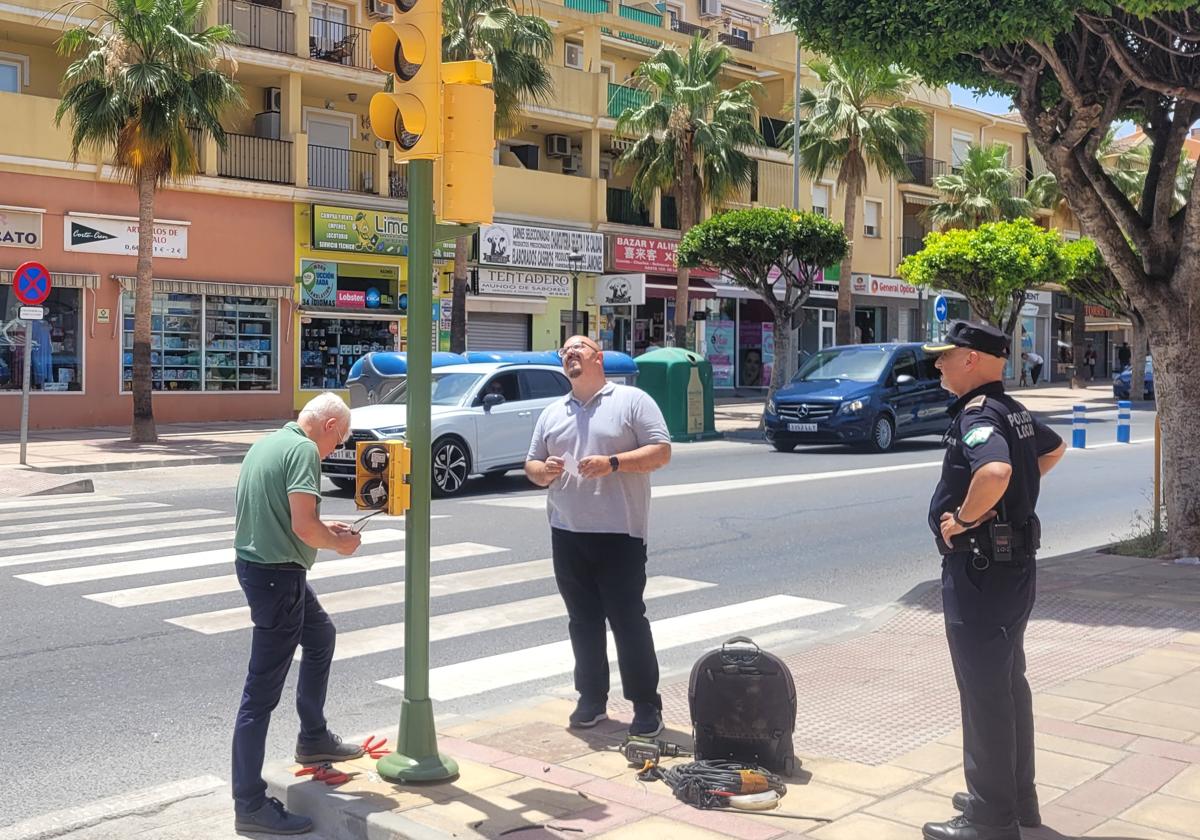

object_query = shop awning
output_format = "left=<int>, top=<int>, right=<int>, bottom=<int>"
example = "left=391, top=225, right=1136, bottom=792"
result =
left=645, top=278, right=717, bottom=299
left=113, top=275, right=292, bottom=299
left=902, top=194, right=937, bottom=206
left=1, top=270, right=100, bottom=289
left=1055, top=312, right=1133, bottom=331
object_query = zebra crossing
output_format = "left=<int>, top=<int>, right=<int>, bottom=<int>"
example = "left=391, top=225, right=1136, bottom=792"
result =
left=4, top=493, right=847, bottom=706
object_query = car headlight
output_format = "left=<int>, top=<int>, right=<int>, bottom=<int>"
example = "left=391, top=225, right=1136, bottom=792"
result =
left=767, top=398, right=777, bottom=414
left=840, top=399, right=865, bottom=415
left=377, top=425, right=406, bottom=437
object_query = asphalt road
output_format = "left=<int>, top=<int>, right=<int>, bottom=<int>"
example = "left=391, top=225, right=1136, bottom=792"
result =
left=0, top=405, right=1158, bottom=826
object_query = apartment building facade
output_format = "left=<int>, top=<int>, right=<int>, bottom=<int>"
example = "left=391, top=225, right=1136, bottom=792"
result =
left=0, top=0, right=1051, bottom=428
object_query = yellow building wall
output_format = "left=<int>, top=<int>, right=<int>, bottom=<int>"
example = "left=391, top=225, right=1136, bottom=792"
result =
left=531, top=278, right=600, bottom=350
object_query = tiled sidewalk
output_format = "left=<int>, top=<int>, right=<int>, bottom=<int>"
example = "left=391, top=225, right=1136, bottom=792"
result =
left=258, top=547, right=1200, bottom=840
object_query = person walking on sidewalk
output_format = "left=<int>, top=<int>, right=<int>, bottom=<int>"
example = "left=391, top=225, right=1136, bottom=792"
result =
left=231, top=392, right=365, bottom=835
left=921, top=322, right=1066, bottom=840
left=525, top=335, right=672, bottom=737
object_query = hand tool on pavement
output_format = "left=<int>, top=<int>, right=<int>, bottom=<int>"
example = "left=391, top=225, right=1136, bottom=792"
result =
left=294, top=761, right=357, bottom=785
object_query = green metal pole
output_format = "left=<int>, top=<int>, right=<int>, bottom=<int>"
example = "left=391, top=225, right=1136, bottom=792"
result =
left=377, top=158, right=458, bottom=783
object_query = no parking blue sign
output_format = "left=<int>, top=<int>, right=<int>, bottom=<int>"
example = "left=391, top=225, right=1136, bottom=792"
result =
left=14, top=261, right=51, bottom=306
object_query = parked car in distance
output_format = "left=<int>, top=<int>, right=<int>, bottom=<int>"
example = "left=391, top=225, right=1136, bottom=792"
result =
left=1113, top=357, right=1154, bottom=400
left=763, top=343, right=953, bottom=453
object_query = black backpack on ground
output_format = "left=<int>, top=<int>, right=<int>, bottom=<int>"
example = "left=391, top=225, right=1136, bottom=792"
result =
left=687, top=636, right=798, bottom=775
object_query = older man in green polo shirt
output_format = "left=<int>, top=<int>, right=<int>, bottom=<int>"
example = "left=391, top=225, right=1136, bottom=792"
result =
left=231, top=392, right=363, bottom=835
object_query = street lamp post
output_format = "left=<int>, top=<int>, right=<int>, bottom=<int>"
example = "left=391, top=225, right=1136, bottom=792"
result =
left=568, top=247, right=584, bottom=337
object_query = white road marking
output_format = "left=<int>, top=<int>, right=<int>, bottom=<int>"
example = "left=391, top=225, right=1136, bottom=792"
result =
left=399, top=594, right=843, bottom=700
left=0, top=501, right=167, bottom=523
left=167, top=552, right=544, bottom=634
left=86, top=542, right=504, bottom=607
left=0, top=516, right=235, bottom=550
left=335, top=576, right=713, bottom=663
left=0, top=507, right=210, bottom=536
left=14, top=529, right=406, bottom=584
left=0, top=494, right=123, bottom=512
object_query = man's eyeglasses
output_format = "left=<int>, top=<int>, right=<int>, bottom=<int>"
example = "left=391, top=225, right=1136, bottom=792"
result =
left=557, top=343, right=599, bottom=359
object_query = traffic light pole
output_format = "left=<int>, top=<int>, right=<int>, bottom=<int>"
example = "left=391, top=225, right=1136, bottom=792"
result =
left=377, top=158, right=458, bottom=783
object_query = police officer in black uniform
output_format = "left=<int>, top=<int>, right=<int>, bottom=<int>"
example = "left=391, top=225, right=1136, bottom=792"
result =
left=920, top=321, right=1067, bottom=840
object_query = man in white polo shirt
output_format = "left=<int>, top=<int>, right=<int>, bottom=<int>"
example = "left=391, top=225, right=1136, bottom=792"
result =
left=526, top=335, right=672, bottom=736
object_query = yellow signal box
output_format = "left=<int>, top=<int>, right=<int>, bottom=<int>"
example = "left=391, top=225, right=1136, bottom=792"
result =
left=440, top=60, right=495, bottom=225
left=355, top=440, right=412, bottom=516
left=369, top=0, right=442, bottom=160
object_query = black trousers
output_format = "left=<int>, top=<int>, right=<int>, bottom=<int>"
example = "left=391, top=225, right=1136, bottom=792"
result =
left=1030, top=363, right=1043, bottom=385
left=551, top=528, right=661, bottom=707
left=941, top=552, right=1037, bottom=827
left=231, top=560, right=336, bottom=814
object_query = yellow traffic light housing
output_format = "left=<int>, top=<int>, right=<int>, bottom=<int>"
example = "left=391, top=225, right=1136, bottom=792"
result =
left=355, top=440, right=412, bottom=515
left=440, top=63, right=496, bottom=225
left=369, top=0, right=442, bottom=160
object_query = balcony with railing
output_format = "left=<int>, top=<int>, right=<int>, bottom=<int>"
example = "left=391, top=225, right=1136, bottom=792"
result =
left=219, top=132, right=293, bottom=184
left=670, top=19, right=709, bottom=37
left=1008, top=176, right=1027, bottom=199
left=308, top=145, right=376, bottom=193
left=900, top=156, right=947, bottom=188
left=900, top=235, right=927, bottom=259
left=618, top=4, right=662, bottom=26
left=564, top=0, right=610, bottom=11
left=220, top=0, right=295, bottom=55
left=607, top=82, right=648, bottom=119
left=607, top=187, right=651, bottom=226
left=308, top=18, right=372, bottom=71
left=495, top=165, right=597, bottom=224
left=389, top=163, right=408, bottom=199
left=717, top=31, right=754, bottom=51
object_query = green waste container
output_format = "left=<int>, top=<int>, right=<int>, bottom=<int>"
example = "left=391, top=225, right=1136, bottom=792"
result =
left=634, top=347, right=719, bottom=442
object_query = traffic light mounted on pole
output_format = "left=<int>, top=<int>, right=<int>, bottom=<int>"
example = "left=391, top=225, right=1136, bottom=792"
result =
left=369, top=0, right=442, bottom=160
left=354, top=441, right=412, bottom=517
left=440, top=60, right=495, bottom=225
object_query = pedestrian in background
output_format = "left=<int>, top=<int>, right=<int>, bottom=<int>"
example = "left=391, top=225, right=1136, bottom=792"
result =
left=525, top=335, right=672, bottom=737
left=920, top=322, right=1066, bottom=840
left=1021, top=351, right=1043, bottom=386
left=231, top=392, right=364, bottom=835
left=1118, top=341, right=1132, bottom=370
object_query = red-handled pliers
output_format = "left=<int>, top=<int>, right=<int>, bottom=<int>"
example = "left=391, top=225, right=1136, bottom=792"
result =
left=294, top=762, right=357, bottom=785
left=362, top=735, right=389, bottom=759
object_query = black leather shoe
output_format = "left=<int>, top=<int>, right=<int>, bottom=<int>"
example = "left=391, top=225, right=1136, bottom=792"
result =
left=295, top=730, right=364, bottom=764
left=952, top=791, right=1042, bottom=828
left=922, top=815, right=1020, bottom=840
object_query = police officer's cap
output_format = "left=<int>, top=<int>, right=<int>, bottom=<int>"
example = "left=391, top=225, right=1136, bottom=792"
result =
left=923, top=320, right=1010, bottom=359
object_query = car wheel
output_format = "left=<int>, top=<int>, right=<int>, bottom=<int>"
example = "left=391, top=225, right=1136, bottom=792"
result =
left=329, top=477, right=355, bottom=493
left=772, top=440, right=796, bottom=453
left=867, top=415, right=895, bottom=453
left=432, top=437, right=471, bottom=497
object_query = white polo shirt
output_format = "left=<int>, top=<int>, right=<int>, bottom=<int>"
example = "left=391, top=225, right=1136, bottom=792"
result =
left=527, top=383, right=670, bottom=541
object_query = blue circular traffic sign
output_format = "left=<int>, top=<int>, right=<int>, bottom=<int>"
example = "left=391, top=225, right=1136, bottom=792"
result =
left=14, top=261, right=51, bottom=306
left=934, top=295, right=949, bottom=323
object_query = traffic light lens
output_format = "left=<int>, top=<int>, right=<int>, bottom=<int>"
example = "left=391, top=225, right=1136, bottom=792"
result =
left=360, top=443, right=390, bottom=475
left=358, top=478, right=389, bottom=510
left=395, top=0, right=417, bottom=10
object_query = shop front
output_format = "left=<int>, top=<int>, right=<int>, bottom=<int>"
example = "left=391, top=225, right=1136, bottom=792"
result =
left=1052, top=293, right=1131, bottom=382
left=0, top=174, right=294, bottom=429
left=295, top=203, right=435, bottom=410
left=1014, top=290, right=1054, bottom=383
left=848, top=273, right=970, bottom=344
left=476, top=221, right=603, bottom=350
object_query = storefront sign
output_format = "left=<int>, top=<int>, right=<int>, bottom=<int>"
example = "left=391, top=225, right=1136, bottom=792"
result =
left=706, top=318, right=735, bottom=387
left=311, top=204, right=455, bottom=259
left=611, top=234, right=717, bottom=279
left=1026, top=291, right=1051, bottom=305
left=477, top=268, right=571, bottom=297
left=336, top=289, right=366, bottom=308
left=597, top=274, right=646, bottom=306
left=300, top=260, right=338, bottom=306
left=851, top=274, right=920, bottom=299
left=0, top=207, right=42, bottom=248
left=1086, top=304, right=1115, bottom=318
left=64, top=214, right=188, bottom=259
left=479, top=223, right=603, bottom=273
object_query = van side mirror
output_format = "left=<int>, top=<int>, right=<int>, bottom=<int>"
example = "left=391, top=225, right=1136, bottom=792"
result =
left=482, top=392, right=505, bottom=409
left=896, top=374, right=916, bottom=386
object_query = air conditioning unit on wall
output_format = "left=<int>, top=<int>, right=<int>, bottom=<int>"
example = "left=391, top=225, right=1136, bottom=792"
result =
left=264, top=87, right=281, bottom=113
left=367, top=0, right=393, bottom=19
left=565, top=42, right=584, bottom=70
left=546, top=134, right=571, bottom=158
left=563, top=153, right=582, bottom=174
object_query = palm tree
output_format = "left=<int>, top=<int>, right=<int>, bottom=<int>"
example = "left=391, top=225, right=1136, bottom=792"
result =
left=785, top=57, right=928, bottom=345
left=56, top=0, right=240, bottom=443
left=927, top=142, right=1032, bottom=230
left=442, top=0, right=553, bottom=352
left=616, top=34, right=763, bottom=348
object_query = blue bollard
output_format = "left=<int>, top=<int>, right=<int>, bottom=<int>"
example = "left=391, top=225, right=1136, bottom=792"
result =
left=1117, top=400, right=1131, bottom=443
left=1072, top=404, right=1087, bottom=448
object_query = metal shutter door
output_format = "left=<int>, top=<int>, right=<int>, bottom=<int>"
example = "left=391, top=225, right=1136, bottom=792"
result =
left=467, top=312, right=531, bottom=351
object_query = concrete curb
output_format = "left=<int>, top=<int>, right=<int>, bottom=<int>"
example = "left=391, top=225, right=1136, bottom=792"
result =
left=27, top=453, right=248, bottom=475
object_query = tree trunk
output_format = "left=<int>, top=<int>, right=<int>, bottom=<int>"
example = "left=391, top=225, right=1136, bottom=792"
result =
left=131, top=168, right=157, bottom=443
left=450, top=232, right=471, bottom=353
left=673, top=183, right=695, bottom=351
left=1129, top=314, right=1148, bottom=402
left=1150, top=327, right=1200, bottom=557
left=1070, top=296, right=1088, bottom=389
left=835, top=179, right=859, bottom=346
left=766, top=306, right=791, bottom=405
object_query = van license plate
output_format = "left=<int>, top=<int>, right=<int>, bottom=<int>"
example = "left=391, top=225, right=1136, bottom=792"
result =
left=787, top=423, right=817, bottom=432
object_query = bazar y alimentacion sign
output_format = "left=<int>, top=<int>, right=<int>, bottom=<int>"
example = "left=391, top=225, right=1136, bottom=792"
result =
left=479, top=223, right=604, bottom=273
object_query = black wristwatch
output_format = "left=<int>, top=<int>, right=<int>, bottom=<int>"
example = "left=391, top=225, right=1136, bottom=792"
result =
left=953, top=507, right=979, bottom=529
left=609, top=455, right=620, bottom=473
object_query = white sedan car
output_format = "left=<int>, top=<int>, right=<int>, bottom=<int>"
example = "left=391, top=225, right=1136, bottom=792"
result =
left=321, top=362, right=571, bottom=497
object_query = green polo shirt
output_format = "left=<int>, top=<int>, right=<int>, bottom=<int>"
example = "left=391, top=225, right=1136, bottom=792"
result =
left=234, top=422, right=322, bottom=569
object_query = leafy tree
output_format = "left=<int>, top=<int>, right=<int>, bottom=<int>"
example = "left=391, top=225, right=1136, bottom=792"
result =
left=898, top=218, right=1065, bottom=335
left=677, top=208, right=849, bottom=399
left=56, top=0, right=241, bottom=442
left=927, top=143, right=1032, bottom=229
left=775, top=0, right=1200, bottom=553
left=782, top=57, right=927, bottom=344
left=616, top=34, right=763, bottom=348
left=442, top=0, right=553, bottom=352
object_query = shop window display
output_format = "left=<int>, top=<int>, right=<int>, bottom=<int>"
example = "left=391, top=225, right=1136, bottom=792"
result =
left=1, top=286, right=83, bottom=392
left=300, top=317, right=397, bottom=390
